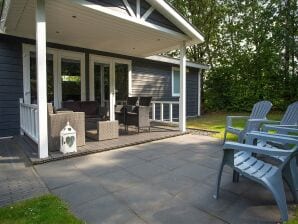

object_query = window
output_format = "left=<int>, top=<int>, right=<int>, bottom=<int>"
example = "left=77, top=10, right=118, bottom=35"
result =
left=61, top=58, right=81, bottom=101
left=172, top=67, right=180, bottom=96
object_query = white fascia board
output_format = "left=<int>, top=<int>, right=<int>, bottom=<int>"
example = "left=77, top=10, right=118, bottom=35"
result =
left=0, top=0, right=11, bottom=33
left=146, top=55, right=210, bottom=70
left=146, top=0, right=204, bottom=44
left=72, top=0, right=189, bottom=41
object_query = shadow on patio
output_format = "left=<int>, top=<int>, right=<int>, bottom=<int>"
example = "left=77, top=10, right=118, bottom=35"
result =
left=33, top=134, right=296, bottom=224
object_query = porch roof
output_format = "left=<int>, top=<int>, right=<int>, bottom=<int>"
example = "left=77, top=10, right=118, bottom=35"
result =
left=1, top=0, right=204, bottom=57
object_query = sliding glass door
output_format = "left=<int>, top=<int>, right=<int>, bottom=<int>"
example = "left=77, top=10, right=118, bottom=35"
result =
left=89, top=55, right=131, bottom=121
left=58, top=51, right=85, bottom=107
left=23, top=45, right=85, bottom=108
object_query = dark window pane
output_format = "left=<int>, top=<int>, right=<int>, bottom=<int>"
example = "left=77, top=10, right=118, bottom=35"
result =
left=115, top=63, right=128, bottom=101
left=61, top=58, right=81, bottom=101
left=30, top=52, right=54, bottom=104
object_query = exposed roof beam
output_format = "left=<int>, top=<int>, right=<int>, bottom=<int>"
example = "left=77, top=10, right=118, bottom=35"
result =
left=122, top=0, right=136, bottom=17
left=0, top=0, right=11, bottom=33
left=136, top=0, right=140, bottom=18
left=73, top=0, right=189, bottom=41
left=141, top=6, right=154, bottom=21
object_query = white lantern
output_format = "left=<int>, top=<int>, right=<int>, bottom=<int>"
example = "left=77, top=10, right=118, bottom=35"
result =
left=60, top=122, right=77, bottom=154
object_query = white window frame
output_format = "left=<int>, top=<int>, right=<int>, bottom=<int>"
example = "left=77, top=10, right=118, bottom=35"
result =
left=172, top=67, right=190, bottom=97
left=58, top=50, right=86, bottom=106
left=171, top=67, right=181, bottom=97
left=89, top=54, right=132, bottom=101
left=22, top=44, right=86, bottom=108
left=22, top=44, right=59, bottom=107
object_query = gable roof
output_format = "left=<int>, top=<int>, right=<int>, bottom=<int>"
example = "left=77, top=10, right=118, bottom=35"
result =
left=147, top=0, right=204, bottom=45
left=0, top=0, right=205, bottom=57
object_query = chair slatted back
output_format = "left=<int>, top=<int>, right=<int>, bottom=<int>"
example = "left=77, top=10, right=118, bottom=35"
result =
left=280, top=101, right=298, bottom=126
left=250, top=101, right=272, bottom=119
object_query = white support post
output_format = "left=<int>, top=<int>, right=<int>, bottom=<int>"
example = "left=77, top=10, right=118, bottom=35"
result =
left=109, top=62, right=115, bottom=121
left=19, top=98, right=24, bottom=135
left=169, top=103, right=173, bottom=122
left=101, top=65, right=105, bottom=107
left=36, top=0, right=48, bottom=158
left=89, top=58, right=95, bottom=101
left=160, top=103, right=164, bottom=121
left=22, top=46, right=31, bottom=104
left=152, top=103, right=155, bottom=120
left=179, top=42, right=187, bottom=132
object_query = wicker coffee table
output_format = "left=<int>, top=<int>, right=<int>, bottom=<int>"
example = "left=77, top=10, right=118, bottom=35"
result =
left=86, top=119, right=119, bottom=141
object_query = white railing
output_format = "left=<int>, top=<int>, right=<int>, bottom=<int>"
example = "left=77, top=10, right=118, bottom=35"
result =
left=19, top=99, right=39, bottom=143
left=151, top=101, right=179, bottom=123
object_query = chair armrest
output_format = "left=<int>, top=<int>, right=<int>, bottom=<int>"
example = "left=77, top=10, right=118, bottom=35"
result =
left=223, top=141, right=293, bottom=157
left=115, top=105, right=124, bottom=112
left=226, top=116, right=249, bottom=127
left=263, top=124, right=298, bottom=134
left=264, top=132, right=298, bottom=139
left=247, top=131, right=298, bottom=146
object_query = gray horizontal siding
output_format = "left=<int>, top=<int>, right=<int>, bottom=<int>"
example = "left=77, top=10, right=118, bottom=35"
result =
left=86, top=0, right=129, bottom=15
left=131, top=59, right=173, bottom=99
left=186, top=68, right=199, bottom=117
left=0, top=37, right=23, bottom=137
left=131, top=58, right=199, bottom=118
left=147, top=10, right=184, bottom=34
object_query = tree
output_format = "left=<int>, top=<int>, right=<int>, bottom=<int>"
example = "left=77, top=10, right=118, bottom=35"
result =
left=167, top=0, right=298, bottom=112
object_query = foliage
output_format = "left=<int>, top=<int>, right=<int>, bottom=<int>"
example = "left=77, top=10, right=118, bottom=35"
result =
left=167, top=0, right=298, bottom=112
left=0, top=195, right=83, bottom=224
left=187, top=111, right=283, bottom=140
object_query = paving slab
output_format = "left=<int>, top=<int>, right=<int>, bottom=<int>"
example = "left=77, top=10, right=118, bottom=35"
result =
left=139, top=197, right=227, bottom=224
left=52, top=177, right=109, bottom=208
left=124, top=161, right=169, bottom=180
left=96, top=169, right=142, bottom=193
left=113, top=183, right=173, bottom=213
left=73, top=194, right=140, bottom=224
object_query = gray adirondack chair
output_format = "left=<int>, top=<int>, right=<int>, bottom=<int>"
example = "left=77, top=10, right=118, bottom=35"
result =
left=262, top=101, right=298, bottom=133
left=214, top=133, right=298, bottom=222
left=223, top=100, right=272, bottom=144
left=232, top=102, right=298, bottom=182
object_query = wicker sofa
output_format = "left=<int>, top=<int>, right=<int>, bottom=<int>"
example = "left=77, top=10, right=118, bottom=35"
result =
left=62, top=101, right=107, bottom=119
left=47, top=103, right=85, bottom=152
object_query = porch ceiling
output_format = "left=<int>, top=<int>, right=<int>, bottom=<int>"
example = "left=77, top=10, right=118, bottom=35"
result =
left=4, top=0, right=193, bottom=57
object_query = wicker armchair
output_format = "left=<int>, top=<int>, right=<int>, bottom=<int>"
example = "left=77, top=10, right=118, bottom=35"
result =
left=139, top=97, right=152, bottom=106
left=47, top=103, right=85, bottom=152
left=115, top=97, right=138, bottom=125
left=126, top=106, right=151, bottom=132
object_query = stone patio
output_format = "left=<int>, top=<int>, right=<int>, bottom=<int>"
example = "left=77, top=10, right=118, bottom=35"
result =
left=0, top=139, right=48, bottom=207
left=32, top=134, right=296, bottom=224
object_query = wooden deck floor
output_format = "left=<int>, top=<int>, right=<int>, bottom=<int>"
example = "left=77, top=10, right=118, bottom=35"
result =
left=17, top=125, right=184, bottom=164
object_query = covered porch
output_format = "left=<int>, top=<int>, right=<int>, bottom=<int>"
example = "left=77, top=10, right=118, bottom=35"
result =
left=1, top=0, right=204, bottom=158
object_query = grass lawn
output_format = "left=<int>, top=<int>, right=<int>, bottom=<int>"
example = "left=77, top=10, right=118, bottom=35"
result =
left=187, top=111, right=283, bottom=141
left=0, top=195, right=83, bottom=224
